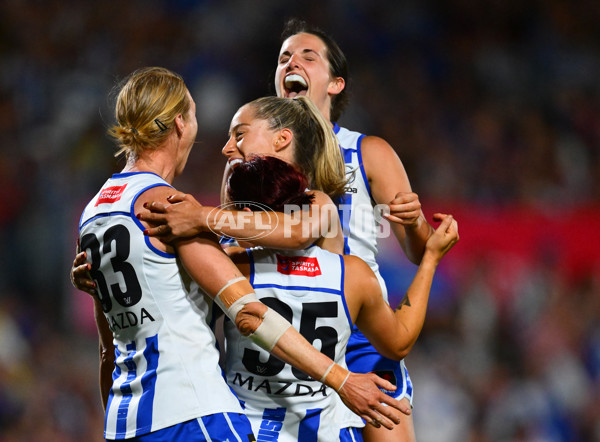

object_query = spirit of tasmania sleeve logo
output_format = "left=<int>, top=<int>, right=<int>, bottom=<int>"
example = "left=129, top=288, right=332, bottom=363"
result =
left=276, top=254, right=322, bottom=277
left=95, top=184, right=128, bottom=206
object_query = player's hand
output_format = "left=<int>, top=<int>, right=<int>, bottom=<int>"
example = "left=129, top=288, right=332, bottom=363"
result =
left=338, top=372, right=410, bottom=429
left=384, top=192, right=422, bottom=228
left=70, top=243, right=97, bottom=296
left=425, top=213, right=459, bottom=262
left=136, top=192, right=206, bottom=239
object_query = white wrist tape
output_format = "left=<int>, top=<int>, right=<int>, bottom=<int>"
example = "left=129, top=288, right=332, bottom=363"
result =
left=320, top=362, right=351, bottom=392
left=249, top=308, right=292, bottom=351
left=320, top=362, right=336, bottom=383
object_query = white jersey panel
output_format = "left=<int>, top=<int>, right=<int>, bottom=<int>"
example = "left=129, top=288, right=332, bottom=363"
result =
left=224, top=246, right=360, bottom=440
left=336, top=124, right=413, bottom=404
left=79, top=172, right=242, bottom=440
left=335, top=124, right=388, bottom=302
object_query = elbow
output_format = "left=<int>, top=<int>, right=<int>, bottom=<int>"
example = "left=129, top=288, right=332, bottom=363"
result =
left=378, top=333, right=416, bottom=361
left=408, top=255, right=422, bottom=266
left=384, top=342, right=413, bottom=361
left=283, top=225, right=315, bottom=250
left=394, top=344, right=413, bottom=360
left=404, top=246, right=425, bottom=266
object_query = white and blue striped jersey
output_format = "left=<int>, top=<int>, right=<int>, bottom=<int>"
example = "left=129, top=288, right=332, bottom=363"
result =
left=334, top=126, right=379, bottom=275
left=334, top=124, right=388, bottom=303
left=335, top=124, right=413, bottom=403
left=223, top=246, right=361, bottom=441
left=79, top=172, right=244, bottom=440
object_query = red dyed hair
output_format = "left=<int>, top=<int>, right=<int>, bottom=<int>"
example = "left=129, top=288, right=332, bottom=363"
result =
left=227, top=155, right=314, bottom=212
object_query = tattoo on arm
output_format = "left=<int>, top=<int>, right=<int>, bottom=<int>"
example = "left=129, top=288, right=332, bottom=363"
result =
left=396, top=293, right=411, bottom=311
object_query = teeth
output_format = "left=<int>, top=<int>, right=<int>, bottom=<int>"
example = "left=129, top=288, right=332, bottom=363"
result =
left=229, top=158, right=243, bottom=166
left=284, top=74, right=307, bottom=88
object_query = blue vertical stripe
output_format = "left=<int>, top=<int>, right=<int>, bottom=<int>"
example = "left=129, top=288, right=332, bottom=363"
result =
left=339, top=147, right=355, bottom=255
left=355, top=135, right=372, bottom=200
left=338, top=255, right=353, bottom=327
left=298, top=408, right=322, bottom=441
left=135, top=334, right=160, bottom=435
left=339, top=426, right=364, bottom=442
left=116, top=341, right=137, bottom=438
left=105, top=347, right=121, bottom=434
left=404, top=362, right=413, bottom=399
left=248, top=249, right=256, bottom=286
left=337, top=191, right=352, bottom=255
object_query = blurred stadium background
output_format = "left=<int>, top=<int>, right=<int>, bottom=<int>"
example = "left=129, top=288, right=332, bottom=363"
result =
left=0, top=1, right=599, bottom=440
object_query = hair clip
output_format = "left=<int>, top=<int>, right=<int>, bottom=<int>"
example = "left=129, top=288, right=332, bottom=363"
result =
left=154, top=118, right=167, bottom=132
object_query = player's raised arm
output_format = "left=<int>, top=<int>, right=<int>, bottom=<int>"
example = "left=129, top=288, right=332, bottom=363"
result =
left=362, top=135, right=435, bottom=265
left=350, top=214, right=459, bottom=359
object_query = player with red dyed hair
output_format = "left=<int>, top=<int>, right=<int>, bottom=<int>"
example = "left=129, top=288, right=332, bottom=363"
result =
left=218, top=155, right=458, bottom=441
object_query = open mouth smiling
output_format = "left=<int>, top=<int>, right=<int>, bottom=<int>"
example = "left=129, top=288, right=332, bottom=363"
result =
left=284, top=74, right=308, bottom=98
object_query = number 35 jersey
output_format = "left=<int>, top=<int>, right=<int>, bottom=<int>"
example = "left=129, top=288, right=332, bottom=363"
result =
left=224, top=246, right=357, bottom=441
left=79, top=172, right=243, bottom=440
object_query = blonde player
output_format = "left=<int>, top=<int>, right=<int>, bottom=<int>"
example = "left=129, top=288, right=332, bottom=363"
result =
left=75, top=68, right=407, bottom=441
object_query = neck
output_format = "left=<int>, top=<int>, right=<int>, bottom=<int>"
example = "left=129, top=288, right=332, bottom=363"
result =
left=122, top=148, right=177, bottom=184
left=319, top=103, right=332, bottom=123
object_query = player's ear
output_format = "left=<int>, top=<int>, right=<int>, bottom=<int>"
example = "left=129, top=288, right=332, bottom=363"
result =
left=327, top=77, right=345, bottom=96
left=274, top=128, right=293, bottom=152
left=174, top=113, right=185, bottom=137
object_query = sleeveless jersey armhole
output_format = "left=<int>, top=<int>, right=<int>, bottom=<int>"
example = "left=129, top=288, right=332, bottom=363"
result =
left=131, top=182, right=176, bottom=258
left=355, top=134, right=373, bottom=203
left=338, top=254, right=353, bottom=328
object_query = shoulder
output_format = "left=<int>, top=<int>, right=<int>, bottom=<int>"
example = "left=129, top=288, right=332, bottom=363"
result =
left=343, top=255, right=379, bottom=291
left=134, top=183, right=177, bottom=253
left=307, top=189, right=335, bottom=206
left=360, top=135, right=411, bottom=197
left=361, top=135, right=400, bottom=162
left=134, top=184, right=174, bottom=211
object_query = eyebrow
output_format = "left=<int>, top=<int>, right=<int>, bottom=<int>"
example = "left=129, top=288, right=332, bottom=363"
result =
left=229, top=122, right=249, bottom=136
left=280, top=48, right=321, bottom=58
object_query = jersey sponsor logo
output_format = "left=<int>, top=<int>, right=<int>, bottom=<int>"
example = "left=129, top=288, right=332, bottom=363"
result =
left=276, top=255, right=322, bottom=277
left=231, top=372, right=328, bottom=398
left=107, top=307, right=156, bottom=332
left=95, top=184, right=128, bottom=206
left=344, top=187, right=358, bottom=194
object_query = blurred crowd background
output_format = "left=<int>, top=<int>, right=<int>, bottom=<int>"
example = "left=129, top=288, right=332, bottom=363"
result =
left=1, top=0, right=599, bottom=440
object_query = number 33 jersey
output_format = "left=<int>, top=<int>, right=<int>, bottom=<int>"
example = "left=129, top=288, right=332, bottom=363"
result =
left=79, top=172, right=243, bottom=440
left=223, top=246, right=359, bottom=441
